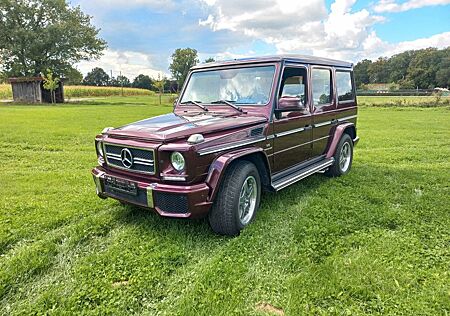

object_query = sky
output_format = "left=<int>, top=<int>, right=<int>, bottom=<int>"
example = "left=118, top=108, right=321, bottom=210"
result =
left=71, top=0, right=450, bottom=80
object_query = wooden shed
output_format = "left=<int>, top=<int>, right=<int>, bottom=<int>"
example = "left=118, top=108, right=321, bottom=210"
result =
left=8, top=77, right=65, bottom=103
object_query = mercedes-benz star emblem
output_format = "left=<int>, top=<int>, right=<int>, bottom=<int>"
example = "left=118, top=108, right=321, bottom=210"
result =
left=120, top=148, right=133, bottom=169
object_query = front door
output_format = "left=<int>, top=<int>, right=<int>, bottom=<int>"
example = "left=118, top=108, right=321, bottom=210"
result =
left=272, top=65, right=313, bottom=173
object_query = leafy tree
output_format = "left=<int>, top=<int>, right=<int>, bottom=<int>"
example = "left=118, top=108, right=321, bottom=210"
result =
left=63, top=66, right=83, bottom=85
left=116, top=75, right=131, bottom=87
left=354, top=59, right=371, bottom=88
left=132, top=74, right=153, bottom=90
left=110, top=75, right=131, bottom=87
left=169, top=48, right=199, bottom=90
left=83, top=67, right=109, bottom=86
left=368, top=57, right=389, bottom=83
left=42, top=69, right=60, bottom=104
left=204, top=57, right=215, bottom=63
left=0, top=0, right=107, bottom=77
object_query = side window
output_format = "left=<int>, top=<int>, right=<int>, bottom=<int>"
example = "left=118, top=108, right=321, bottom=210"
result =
left=279, top=67, right=307, bottom=105
left=336, top=71, right=354, bottom=102
left=312, top=68, right=332, bottom=106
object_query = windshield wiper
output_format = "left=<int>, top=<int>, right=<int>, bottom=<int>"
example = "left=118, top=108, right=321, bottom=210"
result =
left=180, top=100, right=208, bottom=112
left=210, top=100, right=243, bottom=113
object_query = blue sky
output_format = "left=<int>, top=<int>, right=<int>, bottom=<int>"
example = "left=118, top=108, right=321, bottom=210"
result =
left=72, top=0, right=450, bottom=79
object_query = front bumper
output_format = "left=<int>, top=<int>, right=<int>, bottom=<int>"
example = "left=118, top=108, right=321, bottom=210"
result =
left=92, top=167, right=212, bottom=219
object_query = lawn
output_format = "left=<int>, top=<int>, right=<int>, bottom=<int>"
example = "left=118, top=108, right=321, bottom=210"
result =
left=0, top=97, right=449, bottom=315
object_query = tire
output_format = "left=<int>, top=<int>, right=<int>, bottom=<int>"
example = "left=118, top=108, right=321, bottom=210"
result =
left=325, top=133, right=353, bottom=177
left=208, top=161, right=261, bottom=236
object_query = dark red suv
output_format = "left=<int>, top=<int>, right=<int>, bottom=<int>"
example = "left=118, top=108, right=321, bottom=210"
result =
left=92, top=55, right=359, bottom=235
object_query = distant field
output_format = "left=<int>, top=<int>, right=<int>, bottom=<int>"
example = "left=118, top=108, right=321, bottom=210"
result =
left=358, top=95, right=450, bottom=107
left=0, top=97, right=449, bottom=315
left=0, top=84, right=153, bottom=99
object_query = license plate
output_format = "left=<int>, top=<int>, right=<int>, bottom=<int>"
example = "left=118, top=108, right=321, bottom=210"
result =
left=105, top=176, right=138, bottom=196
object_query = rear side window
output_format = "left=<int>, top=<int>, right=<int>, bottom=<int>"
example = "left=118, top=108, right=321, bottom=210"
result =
left=336, top=71, right=354, bottom=102
left=312, top=68, right=332, bottom=106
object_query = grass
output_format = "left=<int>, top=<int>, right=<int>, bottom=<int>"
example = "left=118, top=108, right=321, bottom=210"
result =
left=0, top=84, right=154, bottom=99
left=0, top=97, right=449, bottom=315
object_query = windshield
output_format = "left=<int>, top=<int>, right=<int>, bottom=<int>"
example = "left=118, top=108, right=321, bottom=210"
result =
left=180, top=66, right=275, bottom=105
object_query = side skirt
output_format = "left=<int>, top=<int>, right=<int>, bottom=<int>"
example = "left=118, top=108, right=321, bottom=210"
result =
left=271, top=158, right=334, bottom=191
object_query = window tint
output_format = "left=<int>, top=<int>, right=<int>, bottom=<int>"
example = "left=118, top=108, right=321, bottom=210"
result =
left=312, top=68, right=332, bottom=106
left=279, top=67, right=307, bottom=105
left=336, top=71, right=354, bottom=102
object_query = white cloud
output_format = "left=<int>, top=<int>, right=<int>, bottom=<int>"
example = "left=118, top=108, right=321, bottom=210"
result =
left=199, top=0, right=387, bottom=61
left=198, top=0, right=450, bottom=62
left=77, top=49, right=168, bottom=80
left=373, top=0, right=450, bottom=13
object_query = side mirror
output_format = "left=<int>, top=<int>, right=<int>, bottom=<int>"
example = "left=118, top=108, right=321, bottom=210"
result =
left=277, top=96, right=304, bottom=111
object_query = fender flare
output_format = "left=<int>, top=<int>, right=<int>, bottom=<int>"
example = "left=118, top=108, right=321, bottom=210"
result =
left=326, top=123, right=357, bottom=158
left=205, top=147, right=270, bottom=201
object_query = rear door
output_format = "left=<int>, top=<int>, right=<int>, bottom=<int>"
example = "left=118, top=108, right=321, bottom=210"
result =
left=272, top=65, right=313, bottom=173
left=311, top=66, right=336, bottom=157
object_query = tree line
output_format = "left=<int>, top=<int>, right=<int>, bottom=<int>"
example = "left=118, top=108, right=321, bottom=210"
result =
left=354, top=47, right=450, bottom=89
left=78, top=67, right=179, bottom=92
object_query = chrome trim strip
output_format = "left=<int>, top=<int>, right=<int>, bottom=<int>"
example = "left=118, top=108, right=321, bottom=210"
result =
left=134, top=157, right=154, bottom=163
left=275, top=127, right=305, bottom=138
left=338, top=115, right=357, bottom=122
left=314, top=121, right=332, bottom=128
left=273, top=158, right=334, bottom=191
left=198, top=136, right=266, bottom=156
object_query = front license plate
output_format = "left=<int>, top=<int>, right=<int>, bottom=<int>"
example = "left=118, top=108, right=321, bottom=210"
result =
left=105, top=176, right=138, bottom=196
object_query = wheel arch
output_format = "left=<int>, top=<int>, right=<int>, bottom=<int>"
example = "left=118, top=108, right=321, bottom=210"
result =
left=325, top=123, right=357, bottom=159
left=205, top=147, right=271, bottom=201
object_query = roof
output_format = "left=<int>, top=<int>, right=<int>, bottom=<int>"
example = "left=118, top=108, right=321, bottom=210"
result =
left=192, top=54, right=353, bottom=70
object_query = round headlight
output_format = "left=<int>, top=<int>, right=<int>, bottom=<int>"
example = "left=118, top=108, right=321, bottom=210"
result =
left=171, top=151, right=185, bottom=172
left=96, top=141, right=104, bottom=157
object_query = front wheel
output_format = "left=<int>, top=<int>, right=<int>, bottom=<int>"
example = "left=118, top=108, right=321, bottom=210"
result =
left=326, top=133, right=354, bottom=177
left=208, top=161, right=261, bottom=236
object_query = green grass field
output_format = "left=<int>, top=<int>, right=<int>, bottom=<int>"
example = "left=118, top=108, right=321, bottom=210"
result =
left=0, top=97, right=449, bottom=315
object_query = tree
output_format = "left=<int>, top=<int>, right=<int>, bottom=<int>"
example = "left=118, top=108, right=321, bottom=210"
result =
left=132, top=74, right=153, bottom=90
left=83, top=67, right=109, bottom=86
left=116, top=75, right=131, bottom=87
left=153, top=74, right=166, bottom=105
left=42, top=69, right=60, bottom=104
left=353, top=59, right=371, bottom=88
left=368, top=57, right=389, bottom=83
left=63, top=66, right=83, bottom=85
left=0, top=0, right=107, bottom=77
left=204, top=57, right=215, bottom=63
left=169, top=48, right=199, bottom=90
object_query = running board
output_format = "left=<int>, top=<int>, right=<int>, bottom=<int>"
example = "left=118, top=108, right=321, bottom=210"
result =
left=271, top=158, right=335, bottom=191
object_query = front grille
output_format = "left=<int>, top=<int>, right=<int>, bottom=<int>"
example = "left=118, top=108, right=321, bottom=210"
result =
left=104, top=143, right=155, bottom=174
left=154, top=192, right=189, bottom=214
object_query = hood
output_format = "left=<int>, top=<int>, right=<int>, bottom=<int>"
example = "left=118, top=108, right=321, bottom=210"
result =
left=106, top=112, right=267, bottom=142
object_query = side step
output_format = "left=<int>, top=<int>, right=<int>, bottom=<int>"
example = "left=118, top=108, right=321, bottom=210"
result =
left=271, top=158, right=335, bottom=191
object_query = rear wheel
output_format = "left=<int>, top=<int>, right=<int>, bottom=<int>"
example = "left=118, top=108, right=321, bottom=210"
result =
left=208, top=161, right=261, bottom=236
left=326, top=133, right=353, bottom=177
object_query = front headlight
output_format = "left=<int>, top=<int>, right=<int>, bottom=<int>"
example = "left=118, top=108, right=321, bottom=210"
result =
left=170, top=151, right=185, bottom=172
left=96, top=141, right=104, bottom=157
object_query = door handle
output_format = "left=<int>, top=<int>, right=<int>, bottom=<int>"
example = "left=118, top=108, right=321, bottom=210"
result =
left=331, top=119, right=338, bottom=125
left=304, top=125, right=313, bottom=130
